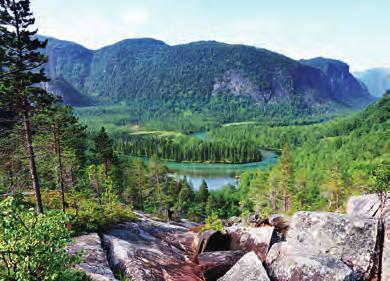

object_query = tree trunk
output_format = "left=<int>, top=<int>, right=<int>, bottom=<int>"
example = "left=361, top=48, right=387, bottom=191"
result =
left=22, top=109, right=44, bottom=214
left=283, top=188, right=288, bottom=212
left=53, top=125, right=66, bottom=213
left=91, top=167, right=102, bottom=205
left=270, top=183, right=276, bottom=212
left=104, top=159, right=109, bottom=180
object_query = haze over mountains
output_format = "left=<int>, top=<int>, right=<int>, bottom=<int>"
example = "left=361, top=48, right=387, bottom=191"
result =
left=354, top=67, right=390, bottom=98
left=41, top=35, right=374, bottom=121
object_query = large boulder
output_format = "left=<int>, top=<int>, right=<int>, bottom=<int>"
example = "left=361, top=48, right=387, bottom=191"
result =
left=227, top=226, right=277, bottom=261
left=101, top=218, right=203, bottom=281
left=347, top=193, right=390, bottom=218
left=67, top=233, right=117, bottom=281
left=287, top=211, right=381, bottom=279
left=383, top=219, right=390, bottom=281
left=218, top=251, right=270, bottom=281
left=197, top=250, right=245, bottom=281
left=196, top=230, right=231, bottom=254
left=266, top=242, right=354, bottom=281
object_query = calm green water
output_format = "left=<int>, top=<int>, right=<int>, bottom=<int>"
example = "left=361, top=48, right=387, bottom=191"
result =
left=167, top=150, right=278, bottom=190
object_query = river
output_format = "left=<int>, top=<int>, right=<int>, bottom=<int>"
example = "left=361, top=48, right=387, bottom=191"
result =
left=165, top=131, right=278, bottom=190
left=166, top=149, right=278, bottom=190
left=127, top=131, right=278, bottom=190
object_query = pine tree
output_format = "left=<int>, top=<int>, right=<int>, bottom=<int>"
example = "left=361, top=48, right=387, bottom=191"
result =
left=93, top=127, right=114, bottom=179
left=199, top=179, right=209, bottom=209
left=0, top=0, right=56, bottom=213
left=279, top=144, right=294, bottom=212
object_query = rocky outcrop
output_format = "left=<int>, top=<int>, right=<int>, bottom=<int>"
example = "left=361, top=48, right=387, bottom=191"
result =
left=69, top=195, right=390, bottom=281
left=218, top=251, right=270, bottom=281
left=198, top=250, right=245, bottom=281
left=347, top=194, right=390, bottom=280
left=67, top=233, right=117, bottom=281
left=266, top=242, right=354, bottom=281
left=101, top=218, right=202, bottom=281
left=227, top=226, right=277, bottom=261
left=286, top=211, right=380, bottom=279
left=196, top=230, right=230, bottom=254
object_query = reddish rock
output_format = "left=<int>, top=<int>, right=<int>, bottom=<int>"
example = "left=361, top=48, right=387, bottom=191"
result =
left=198, top=250, right=245, bottom=281
left=227, top=226, right=276, bottom=261
left=268, top=214, right=290, bottom=232
left=102, top=214, right=204, bottom=281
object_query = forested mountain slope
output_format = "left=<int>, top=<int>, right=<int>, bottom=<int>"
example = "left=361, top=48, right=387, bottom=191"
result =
left=210, top=92, right=389, bottom=213
left=41, top=36, right=373, bottom=122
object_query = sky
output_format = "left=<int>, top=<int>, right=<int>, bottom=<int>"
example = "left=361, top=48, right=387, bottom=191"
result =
left=31, top=0, right=389, bottom=71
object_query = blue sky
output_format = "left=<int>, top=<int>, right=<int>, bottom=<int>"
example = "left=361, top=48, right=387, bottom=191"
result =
left=31, top=0, right=389, bottom=71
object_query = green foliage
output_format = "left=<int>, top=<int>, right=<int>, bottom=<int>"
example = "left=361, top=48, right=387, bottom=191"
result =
left=115, top=134, right=262, bottom=163
left=233, top=93, right=390, bottom=213
left=202, top=213, right=225, bottom=233
left=0, top=196, right=87, bottom=280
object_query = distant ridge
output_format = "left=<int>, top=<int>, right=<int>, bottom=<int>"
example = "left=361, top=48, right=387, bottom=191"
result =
left=40, top=35, right=374, bottom=121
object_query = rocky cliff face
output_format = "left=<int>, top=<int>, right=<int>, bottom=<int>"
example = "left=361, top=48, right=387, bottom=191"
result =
left=69, top=194, right=389, bottom=281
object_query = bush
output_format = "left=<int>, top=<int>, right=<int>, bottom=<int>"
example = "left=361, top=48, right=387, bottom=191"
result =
left=0, top=196, right=87, bottom=280
left=202, top=213, right=225, bottom=233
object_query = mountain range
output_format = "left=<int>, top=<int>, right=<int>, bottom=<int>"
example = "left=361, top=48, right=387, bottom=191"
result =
left=354, top=67, right=390, bottom=98
left=40, top=36, right=374, bottom=122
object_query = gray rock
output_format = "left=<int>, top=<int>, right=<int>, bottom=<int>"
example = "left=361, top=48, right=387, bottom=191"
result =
left=347, top=193, right=390, bottom=218
left=67, top=233, right=117, bottom=281
left=383, top=219, right=390, bottom=281
left=248, top=213, right=266, bottom=227
left=287, top=211, right=380, bottom=279
left=266, top=242, right=354, bottom=281
left=225, top=216, right=242, bottom=227
left=218, top=251, right=270, bottom=281
left=227, top=226, right=276, bottom=261
left=198, top=250, right=245, bottom=281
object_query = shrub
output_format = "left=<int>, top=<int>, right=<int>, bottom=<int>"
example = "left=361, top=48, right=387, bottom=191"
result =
left=0, top=196, right=87, bottom=280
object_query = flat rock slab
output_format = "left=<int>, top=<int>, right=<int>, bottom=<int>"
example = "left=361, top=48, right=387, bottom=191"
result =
left=227, top=226, right=276, bottom=261
left=101, top=212, right=207, bottom=281
left=218, top=251, right=270, bottom=281
left=198, top=250, right=245, bottom=281
left=287, top=211, right=380, bottom=279
left=67, top=233, right=117, bottom=281
left=266, top=242, right=354, bottom=281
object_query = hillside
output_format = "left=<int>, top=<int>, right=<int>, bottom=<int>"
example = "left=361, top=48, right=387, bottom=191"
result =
left=41, top=36, right=374, bottom=124
left=354, top=67, right=390, bottom=97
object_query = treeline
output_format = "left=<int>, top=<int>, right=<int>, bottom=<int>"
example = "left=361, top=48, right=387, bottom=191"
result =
left=114, top=135, right=262, bottom=163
